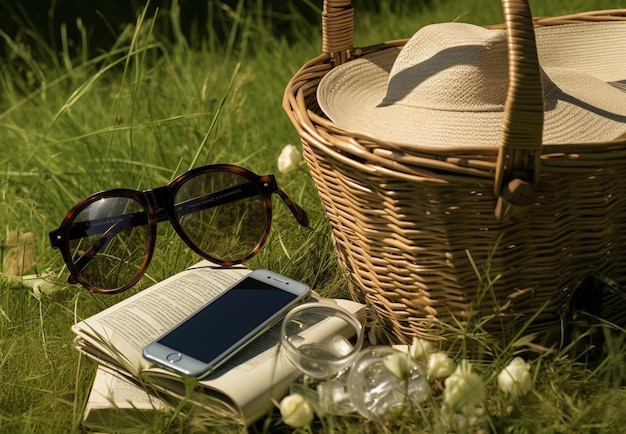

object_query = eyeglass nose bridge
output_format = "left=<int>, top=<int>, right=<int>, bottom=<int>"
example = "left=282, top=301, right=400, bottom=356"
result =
left=143, top=185, right=172, bottom=222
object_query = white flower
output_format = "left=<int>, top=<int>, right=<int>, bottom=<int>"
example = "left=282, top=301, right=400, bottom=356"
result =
left=19, top=274, right=64, bottom=300
left=443, top=360, right=485, bottom=410
left=30, top=279, right=65, bottom=300
left=427, top=352, right=454, bottom=379
left=279, top=393, right=313, bottom=428
left=277, top=144, right=303, bottom=173
left=383, top=351, right=411, bottom=381
left=409, top=336, right=432, bottom=360
left=497, top=357, right=532, bottom=397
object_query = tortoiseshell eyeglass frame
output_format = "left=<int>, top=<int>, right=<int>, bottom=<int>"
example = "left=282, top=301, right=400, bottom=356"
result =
left=49, top=164, right=309, bottom=294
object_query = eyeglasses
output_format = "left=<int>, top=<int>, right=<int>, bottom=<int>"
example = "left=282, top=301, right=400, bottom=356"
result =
left=49, top=164, right=309, bottom=294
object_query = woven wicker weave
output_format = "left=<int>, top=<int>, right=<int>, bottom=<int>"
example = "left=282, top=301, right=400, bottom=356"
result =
left=283, top=0, right=626, bottom=349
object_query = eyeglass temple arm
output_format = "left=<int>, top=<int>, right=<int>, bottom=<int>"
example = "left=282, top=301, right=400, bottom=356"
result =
left=257, top=174, right=309, bottom=227
left=275, top=188, right=309, bottom=227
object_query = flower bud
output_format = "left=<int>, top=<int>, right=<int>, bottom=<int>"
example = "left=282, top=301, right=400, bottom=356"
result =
left=409, top=336, right=432, bottom=360
left=383, top=351, right=411, bottom=381
left=443, top=360, right=484, bottom=410
left=497, top=357, right=532, bottom=397
left=427, top=352, right=454, bottom=379
left=277, top=144, right=303, bottom=173
left=279, top=393, right=313, bottom=428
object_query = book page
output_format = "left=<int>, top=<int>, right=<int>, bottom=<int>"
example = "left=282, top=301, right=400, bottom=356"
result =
left=85, top=365, right=169, bottom=413
left=82, top=366, right=171, bottom=432
left=72, top=261, right=251, bottom=373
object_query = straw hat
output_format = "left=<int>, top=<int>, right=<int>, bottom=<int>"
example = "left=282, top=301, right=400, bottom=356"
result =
left=317, top=22, right=626, bottom=149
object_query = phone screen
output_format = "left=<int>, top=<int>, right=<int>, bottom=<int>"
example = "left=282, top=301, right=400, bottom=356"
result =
left=156, top=275, right=298, bottom=364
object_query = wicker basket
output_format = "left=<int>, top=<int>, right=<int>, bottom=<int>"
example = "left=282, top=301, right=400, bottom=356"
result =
left=283, top=0, right=626, bottom=349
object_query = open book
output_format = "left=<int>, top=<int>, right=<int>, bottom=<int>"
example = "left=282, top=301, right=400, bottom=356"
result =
left=73, top=261, right=366, bottom=428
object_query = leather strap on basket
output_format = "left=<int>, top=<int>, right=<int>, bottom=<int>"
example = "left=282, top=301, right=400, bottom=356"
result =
left=494, top=0, right=544, bottom=221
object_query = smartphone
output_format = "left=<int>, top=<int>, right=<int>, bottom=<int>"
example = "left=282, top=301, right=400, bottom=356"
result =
left=142, top=269, right=310, bottom=378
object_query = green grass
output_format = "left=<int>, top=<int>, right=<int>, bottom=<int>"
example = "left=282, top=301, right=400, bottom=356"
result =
left=1, top=0, right=625, bottom=432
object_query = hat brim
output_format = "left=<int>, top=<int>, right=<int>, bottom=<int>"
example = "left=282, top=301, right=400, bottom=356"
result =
left=317, top=23, right=626, bottom=149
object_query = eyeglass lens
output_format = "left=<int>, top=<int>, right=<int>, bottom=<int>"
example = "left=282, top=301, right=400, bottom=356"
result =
left=69, top=196, right=150, bottom=291
left=67, top=170, right=269, bottom=292
left=173, top=170, right=267, bottom=262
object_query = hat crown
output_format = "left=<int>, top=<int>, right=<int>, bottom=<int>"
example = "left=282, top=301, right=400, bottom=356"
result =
left=317, top=21, right=626, bottom=148
left=382, top=23, right=509, bottom=112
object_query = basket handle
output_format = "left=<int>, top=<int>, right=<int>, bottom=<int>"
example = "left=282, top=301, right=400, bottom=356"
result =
left=321, top=0, right=355, bottom=64
left=321, top=0, right=544, bottom=221
left=494, top=0, right=543, bottom=220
